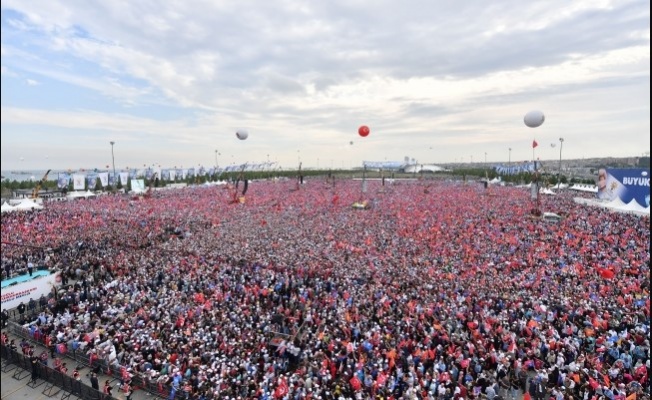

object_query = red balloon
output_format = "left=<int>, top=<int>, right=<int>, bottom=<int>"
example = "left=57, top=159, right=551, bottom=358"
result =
left=358, top=125, right=370, bottom=137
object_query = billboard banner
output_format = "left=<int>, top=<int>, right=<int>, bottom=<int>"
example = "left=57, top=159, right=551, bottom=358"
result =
left=1, top=272, right=61, bottom=310
left=131, top=179, right=145, bottom=192
left=57, top=173, right=70, bottom=189
left=86, top=174, right=97, bottom=190
left=597, top=168, right=650, bottom=207
left=98, top=172, right=109, bottom=187
left=73, top=174, right=85, bottom=190
left=119, top=172, right=129, bottom=186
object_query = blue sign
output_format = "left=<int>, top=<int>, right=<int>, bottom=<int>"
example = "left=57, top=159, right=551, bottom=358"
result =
left=597, top=168, right=650, bottom=207
left=57, top=173, right=70, bottom=189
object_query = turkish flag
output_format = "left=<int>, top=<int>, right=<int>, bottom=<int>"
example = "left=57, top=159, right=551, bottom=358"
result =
left=350, top=376, right=362, bottom=391
left=532, top=140, right=539, bottom=148
left=598, top=268, right=615, bottom=279
left=274, top=378, right=288, bottom=398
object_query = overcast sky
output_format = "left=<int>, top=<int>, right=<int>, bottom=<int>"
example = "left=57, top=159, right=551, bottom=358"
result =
left=1, top=0, right=650, bottom=171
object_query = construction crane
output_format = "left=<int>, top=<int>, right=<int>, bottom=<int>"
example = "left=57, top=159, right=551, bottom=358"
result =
left=31, top=169, right=51, bottom=199
left=145, top=172, right=157, bottom=198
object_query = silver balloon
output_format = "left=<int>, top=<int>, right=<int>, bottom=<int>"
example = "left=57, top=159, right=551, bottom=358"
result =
left=524, top=110, right=545, bottom=128
left=235, top=130, right=249, bottom=140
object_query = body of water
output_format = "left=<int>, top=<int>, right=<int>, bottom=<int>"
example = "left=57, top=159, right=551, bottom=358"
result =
left=1, top=170, right=61, bottom=182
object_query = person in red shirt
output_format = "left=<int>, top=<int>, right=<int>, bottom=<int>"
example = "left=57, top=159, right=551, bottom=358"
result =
left=456, top=383, right=468, bottom=399
left=122, top=379, right=133, bottom=400
left=103, top=380, right=113, bottom=396
left=53, top=357, right=62, bottom=372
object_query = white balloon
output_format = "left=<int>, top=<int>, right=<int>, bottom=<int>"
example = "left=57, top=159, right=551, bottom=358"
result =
left=524, top=110, right=545, bottom=128
left=235, top=130, right=249, bottom=140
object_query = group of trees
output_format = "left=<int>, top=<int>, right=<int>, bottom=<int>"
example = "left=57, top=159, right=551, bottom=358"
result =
left=0, top=167, right=597, bottom=198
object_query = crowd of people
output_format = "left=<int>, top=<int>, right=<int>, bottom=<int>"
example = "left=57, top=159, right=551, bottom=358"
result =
left=1, top=178, right=649, bottom=400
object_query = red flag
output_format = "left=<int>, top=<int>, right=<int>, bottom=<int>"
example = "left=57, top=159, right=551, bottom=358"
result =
left=598, top=268, right=615, bottom=280
left=274, top=378, right=288, bottom=398
left=350, top=375, right=362, bottom=391
left=588, top=377, right=600, bottom=390
left=532, top=140, right=538, bottom=148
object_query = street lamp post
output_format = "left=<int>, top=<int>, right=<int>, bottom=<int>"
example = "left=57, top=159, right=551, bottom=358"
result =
left=214, top=150, right=220, bottom=181
left=557, top=138, right=564, bottom=188
left=508, top=148, right=511, bottom=176
left=110, top=141, right=116, bottom=189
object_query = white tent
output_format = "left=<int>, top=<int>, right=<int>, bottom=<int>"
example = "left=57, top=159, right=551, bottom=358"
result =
left=573, top=197, right=650, bottom=217
left=619, top=199, right=649, bottom=214
left=1, top=202, right=15, bottom=213
left=84, top=190, right=96, bottom=198
left=67, top=191, right=87, bottom=199
left=569, top=184, right=598, bottom=193
left=603, top=197, right=627, bottom=209
left=13, top=199, right=44, bottom=211
left=539, top=188, right=557, bottom=196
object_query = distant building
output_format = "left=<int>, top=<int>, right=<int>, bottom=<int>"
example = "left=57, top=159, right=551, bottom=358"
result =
left=12, top=189, right=65, bottom=200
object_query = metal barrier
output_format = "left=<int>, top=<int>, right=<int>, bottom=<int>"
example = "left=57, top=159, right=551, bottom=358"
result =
left=1, top=343, right=116, bottom=399
left=5, top=320, right=179, bottom=399
left=1, top=343, right=18, bottom=373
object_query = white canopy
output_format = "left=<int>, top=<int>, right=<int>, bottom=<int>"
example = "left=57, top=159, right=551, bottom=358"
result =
left=13, top=199, right=44, bottom=211
left=620, top=199, right=649, bottom=214
left=569, top=184, right=598, bottom=193
left=573, top=197, right=650, bottom=216
left=1, top=202, right=15, bottom=213
left=67, top=191, right=95, bottom=199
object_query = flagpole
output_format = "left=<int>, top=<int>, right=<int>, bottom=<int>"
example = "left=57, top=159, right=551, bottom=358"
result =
left=532, top=138, right=540, bottom=216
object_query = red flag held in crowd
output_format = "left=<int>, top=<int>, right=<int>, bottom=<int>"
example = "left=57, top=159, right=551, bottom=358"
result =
left=598, top=268, right=615, bottom=280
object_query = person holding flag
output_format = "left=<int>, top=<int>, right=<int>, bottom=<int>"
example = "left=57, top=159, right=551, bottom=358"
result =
left=274, top=375, right=289, bottom=399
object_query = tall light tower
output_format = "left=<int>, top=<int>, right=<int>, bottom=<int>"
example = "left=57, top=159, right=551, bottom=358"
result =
left=557, top=138, right=564, bottom=188
left=214, top=149, right=220, bottom=181
left=508, top=148, right=512, bottom=170
left=110, top=141, right=116, bottom=187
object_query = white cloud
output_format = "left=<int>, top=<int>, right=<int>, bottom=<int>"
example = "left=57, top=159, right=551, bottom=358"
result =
left=0, top=0, right=649, bottom=169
